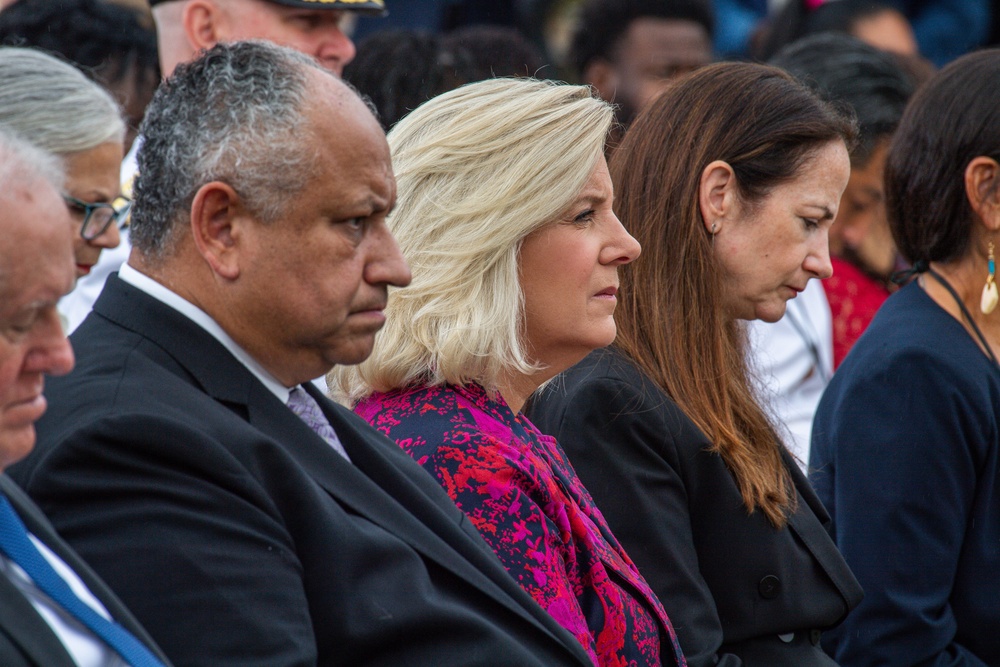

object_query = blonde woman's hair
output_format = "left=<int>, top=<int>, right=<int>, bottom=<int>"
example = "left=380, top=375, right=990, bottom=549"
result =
left=330, top=77, right=613, bottom=402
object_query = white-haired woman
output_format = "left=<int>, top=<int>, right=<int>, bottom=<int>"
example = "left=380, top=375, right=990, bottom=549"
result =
left=0, top=47, right=127, bottom=327
left=329, top=78, right=684, bottom=667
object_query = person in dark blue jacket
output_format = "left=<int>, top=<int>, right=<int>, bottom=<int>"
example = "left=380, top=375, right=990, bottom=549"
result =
left=811, top=48, right=1000, bottom=666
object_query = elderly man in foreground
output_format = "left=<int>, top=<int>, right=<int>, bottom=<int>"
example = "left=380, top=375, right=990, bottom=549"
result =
left=0, top=132, right=171, bottom=666
left=10, top=42, right=593, bottom=667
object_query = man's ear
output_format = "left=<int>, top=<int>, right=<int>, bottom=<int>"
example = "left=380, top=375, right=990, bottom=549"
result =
left=183, top=0, right=224, bottom=52
left=965, top=155, right=1000, bottom=232
left=189, top=181, right=244, bottom=280
left=698, top=160, right=738, bottom=236
left=584, top=59, right=619, bottom=105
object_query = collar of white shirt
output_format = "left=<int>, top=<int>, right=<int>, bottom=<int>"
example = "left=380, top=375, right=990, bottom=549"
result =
left=117, top=262, right=290, bottom=403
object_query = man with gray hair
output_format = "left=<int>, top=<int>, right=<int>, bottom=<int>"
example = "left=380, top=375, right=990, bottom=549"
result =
left=0, top=131, right=171, bottom=666
left=10, top=42, right=593, bottom=667
left=59, top=0, right=388, bottom=333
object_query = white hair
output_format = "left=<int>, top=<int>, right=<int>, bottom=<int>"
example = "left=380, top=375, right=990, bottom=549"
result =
left=0, top=127, right=66, bottom=287
left=0, top=47, right=124, bottom=155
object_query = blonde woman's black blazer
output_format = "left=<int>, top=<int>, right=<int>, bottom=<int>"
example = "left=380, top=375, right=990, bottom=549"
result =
left=526, top=348, right=863, bottom=667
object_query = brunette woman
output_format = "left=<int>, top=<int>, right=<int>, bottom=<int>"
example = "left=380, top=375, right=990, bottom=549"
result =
left=528, top=62, right=863, bottom=666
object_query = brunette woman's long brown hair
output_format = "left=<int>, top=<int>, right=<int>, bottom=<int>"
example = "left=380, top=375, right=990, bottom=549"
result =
left=611, top=62, right=856, bottom=527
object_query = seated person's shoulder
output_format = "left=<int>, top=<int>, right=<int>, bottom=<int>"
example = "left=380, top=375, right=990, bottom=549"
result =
left=537, top=349, right=696, bottom=437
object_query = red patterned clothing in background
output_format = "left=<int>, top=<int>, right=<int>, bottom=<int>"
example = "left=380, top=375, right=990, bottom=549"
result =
left=823, top=256, right=891, bottom=368
left=356, top=382, right=686, bottom=667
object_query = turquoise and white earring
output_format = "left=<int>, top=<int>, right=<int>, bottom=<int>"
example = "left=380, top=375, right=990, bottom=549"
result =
left=982, top=241, right=998, bottom=314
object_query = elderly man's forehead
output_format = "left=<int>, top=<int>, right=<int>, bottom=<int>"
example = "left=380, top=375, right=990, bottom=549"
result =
left=3, top=170, right=61, bottom=216
left=0, top=176, right=74, bottom=292
left=3, top=173, right=67, bottom=227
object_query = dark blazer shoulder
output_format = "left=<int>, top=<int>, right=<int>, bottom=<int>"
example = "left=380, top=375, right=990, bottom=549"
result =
left=534, top=348, right=708, bottom=466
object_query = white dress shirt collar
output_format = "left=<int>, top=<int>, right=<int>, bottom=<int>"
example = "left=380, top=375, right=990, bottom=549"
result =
left=118, top=263, right=291, bottom=403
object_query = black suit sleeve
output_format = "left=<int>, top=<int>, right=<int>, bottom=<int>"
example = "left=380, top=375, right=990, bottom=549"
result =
left=17, top=414, right=317, bottom=667
left=533, top=375, right=742, bottom=667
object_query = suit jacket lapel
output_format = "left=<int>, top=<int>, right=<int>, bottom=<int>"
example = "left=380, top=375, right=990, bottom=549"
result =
left=0, top=573, right=77, bottom=667
left=783, top=453, right=864, bottom=610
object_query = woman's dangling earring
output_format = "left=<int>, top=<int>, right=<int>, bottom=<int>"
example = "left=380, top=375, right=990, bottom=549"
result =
left=710, top=222, right=717, bottom=248
left=981, top=241, right=998, bottom=314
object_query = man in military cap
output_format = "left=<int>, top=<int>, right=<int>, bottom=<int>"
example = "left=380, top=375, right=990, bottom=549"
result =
left=150, top=0, right=386, bottom=77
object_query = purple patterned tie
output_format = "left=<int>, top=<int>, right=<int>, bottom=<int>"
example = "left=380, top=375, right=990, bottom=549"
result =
left=287, top=387, right=351, bottom=461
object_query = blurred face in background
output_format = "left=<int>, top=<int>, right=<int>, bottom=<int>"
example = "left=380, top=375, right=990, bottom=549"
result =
left=850, top=9, right=919, bottom=57
left=215, top=0, right=356, bottom=74
left=586, top=17, right=712, bottom=125
left=829, top=139, right=898, bottom=276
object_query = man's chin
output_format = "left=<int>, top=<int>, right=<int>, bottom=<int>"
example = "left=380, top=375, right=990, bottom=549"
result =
left=0, top=423, right=37, bottom=471
left=326, top=340, right=377, bottom=369
left=839, top=246, right=894, bottom=283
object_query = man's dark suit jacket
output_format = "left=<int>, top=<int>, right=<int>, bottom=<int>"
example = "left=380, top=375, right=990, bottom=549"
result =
left=9, top=276, right=593, bottom=667
left=0, top=474, right=172, bottom=667
left=527, top=348, right=864, bottom=667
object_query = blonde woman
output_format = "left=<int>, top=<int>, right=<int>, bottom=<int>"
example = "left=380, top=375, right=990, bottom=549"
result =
left=330, top=78, right=684, bottom=667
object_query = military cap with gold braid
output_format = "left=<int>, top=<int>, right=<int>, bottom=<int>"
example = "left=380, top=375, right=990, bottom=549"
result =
left=147, top=0, right=386, bottom=15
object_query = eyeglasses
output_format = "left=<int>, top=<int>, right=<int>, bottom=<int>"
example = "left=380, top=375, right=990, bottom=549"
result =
left=62, top=194, right=132, bottom=241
